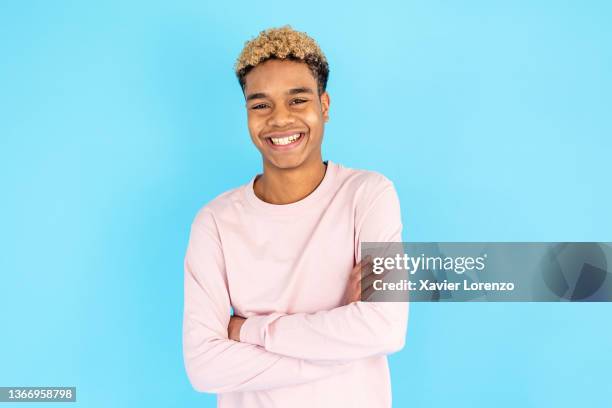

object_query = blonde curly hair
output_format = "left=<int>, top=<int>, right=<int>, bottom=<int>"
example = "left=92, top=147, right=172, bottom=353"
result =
left=235, top=25, right=329, bottom=95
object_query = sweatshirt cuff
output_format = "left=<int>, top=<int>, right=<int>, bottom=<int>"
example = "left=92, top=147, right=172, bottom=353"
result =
left=239, top=315, right=268, bottom=346
left=239, top=313, right=285, bottom=346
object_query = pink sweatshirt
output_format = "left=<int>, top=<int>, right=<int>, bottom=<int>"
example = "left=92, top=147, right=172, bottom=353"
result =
left=182, top=160, right=409, bottom=407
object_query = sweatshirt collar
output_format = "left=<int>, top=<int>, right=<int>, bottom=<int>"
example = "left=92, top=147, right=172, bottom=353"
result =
left=244, top=160, right=338, bottom=215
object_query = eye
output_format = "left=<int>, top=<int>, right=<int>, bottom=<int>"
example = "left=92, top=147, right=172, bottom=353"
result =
left=290, top=98, right=308, bottom=105
left=251, top=103, right=269, bottom=110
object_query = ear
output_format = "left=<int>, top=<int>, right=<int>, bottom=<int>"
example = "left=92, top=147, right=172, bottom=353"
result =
left=320, top=92, right=331, bottom=122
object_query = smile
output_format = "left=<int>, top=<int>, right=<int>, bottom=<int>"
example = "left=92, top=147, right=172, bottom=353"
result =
left=265, top=132, right=305, bottom=149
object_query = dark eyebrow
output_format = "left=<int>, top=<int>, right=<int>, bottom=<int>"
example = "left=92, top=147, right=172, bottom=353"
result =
left=246, top=87, right=315, bottom=102
left=288, top=87, right=314, bottom=95
left=246, top=92, right=267, bottom=102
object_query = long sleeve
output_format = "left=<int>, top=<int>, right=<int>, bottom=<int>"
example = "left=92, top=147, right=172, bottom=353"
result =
left=239, top=177, right=409, bottom=362
left=182, top=209, right=350, bottom=394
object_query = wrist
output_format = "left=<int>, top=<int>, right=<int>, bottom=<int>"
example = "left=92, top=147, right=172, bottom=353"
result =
left=230, top=316, right=246, bottom=341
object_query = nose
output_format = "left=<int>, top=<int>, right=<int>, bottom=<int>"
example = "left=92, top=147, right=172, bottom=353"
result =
left=267, top=104, right=295, bottom=128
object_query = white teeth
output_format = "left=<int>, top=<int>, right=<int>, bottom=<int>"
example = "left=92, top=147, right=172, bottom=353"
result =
left=270, top=133, right=301, bottom=145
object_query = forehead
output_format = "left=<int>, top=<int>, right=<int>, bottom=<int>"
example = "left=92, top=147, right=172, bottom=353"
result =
left=244, top=59, right=317, bottom=94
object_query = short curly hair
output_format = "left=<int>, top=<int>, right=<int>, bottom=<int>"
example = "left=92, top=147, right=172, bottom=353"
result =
left=235, top=25, right=329, bottom=96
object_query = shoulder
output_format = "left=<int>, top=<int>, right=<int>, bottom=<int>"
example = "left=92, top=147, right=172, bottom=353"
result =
left=190, top=182, right=249, bottom=232
left=332, top=162, right=402, bottom=229
left=333, top=162, right=398, bottom=203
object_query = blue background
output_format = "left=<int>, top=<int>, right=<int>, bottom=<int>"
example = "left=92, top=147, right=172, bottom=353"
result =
left=1, top=1, right=611, bottom=407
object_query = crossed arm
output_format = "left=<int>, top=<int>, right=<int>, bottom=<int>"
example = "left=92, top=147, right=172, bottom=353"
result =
left=226, top=256, right=371, bottom=340
left=227, top=259, right=408, bottom=362
left=182, top=180, right=408, bottom=394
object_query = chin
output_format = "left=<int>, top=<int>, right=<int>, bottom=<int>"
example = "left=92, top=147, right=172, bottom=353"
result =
left=267, top=156, right=306, bottom=170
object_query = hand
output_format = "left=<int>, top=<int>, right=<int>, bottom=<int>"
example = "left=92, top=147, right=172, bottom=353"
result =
left=228, top=315, right=246, bottom=341
left=341, top=256, right=374, bottom=305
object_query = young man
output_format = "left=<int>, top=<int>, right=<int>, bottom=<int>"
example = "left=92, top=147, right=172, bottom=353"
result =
left=182, top=25, right=408, bottom=407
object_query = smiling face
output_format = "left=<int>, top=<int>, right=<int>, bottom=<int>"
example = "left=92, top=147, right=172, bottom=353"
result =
left=244, top=59, right=330, bottom=170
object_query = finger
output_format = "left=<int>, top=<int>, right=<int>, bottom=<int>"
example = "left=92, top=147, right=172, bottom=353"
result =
left=347, top=273, right=361, bottom=299
left=361, top=268, right=392, bottom=301
left=354, top=255, right=373, bottom=269
left=361, top=271, right=379, bottom=293
left=359, top=263, right=379, bottom=290
left=361, top=255, right=373, bottom=268
left=348, top=264, right=365, bottom=288
left=362, top=263, right=393, bottom=289
left=347, top=257, right=374, bottom=302
left=351, top=261, right=368, bottom=278
left=357, top=257, right=375, bottom=278
left=355, top=259, right=376, bottom=297
left=361, top=274, right=377, bottom=300
left=361, top=285, right=374, bottom=301
left=362, top=270, right=389, bottom=301
left=349, top=265, right=362, bottom=285
left=350, top=272, right=364, bottom=300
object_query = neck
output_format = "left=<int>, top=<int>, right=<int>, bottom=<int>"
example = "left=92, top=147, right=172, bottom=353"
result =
left=254, top=158, right=327, bottom=205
